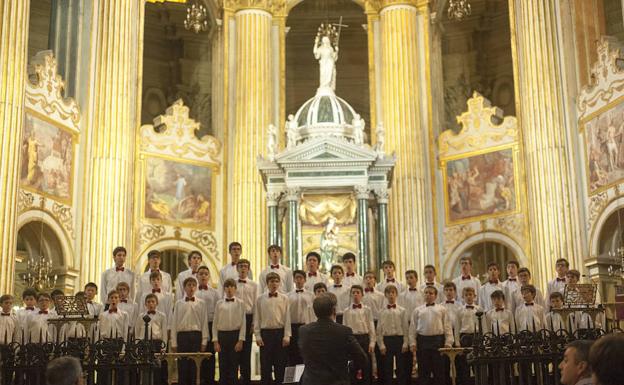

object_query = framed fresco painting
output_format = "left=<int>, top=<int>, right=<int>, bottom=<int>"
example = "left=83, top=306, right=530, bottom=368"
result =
left=581, top=95, right=624, bottom=195
left=141, top=154, right=216, bottom=229
left=20, top=109, right=77, bottom=204
left=442, top=144, right=521, bottom=225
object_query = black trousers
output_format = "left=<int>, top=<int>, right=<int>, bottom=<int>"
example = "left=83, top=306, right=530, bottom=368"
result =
left=382, top=335, right=406, bottom=385
left=457, top=333, right=474, bottom=385
left=149, top=339, right=168, bottom=385
left=177, top=331, right=202, bottom=385
left=416, top=335, right=445, bottom=385
left=336, top=314, right=344, bottom=324
left=352, top=334, right=372, bottom=385
left=217, top=330, right=241, bottom=385
left=288, top=323, right=304, bottom=366
left=200, top=323, right=215, bottom=385
left=239, top=314, right=253, bottom=385
left=260, top=328, right=286, bottom=385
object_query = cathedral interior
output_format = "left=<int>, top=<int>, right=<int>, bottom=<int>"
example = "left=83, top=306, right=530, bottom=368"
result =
left=3, top=0, right=624, bottom=357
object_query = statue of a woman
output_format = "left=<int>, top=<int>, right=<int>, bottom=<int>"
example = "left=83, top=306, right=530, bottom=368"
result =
left=313, top=34, right=339, bottom=91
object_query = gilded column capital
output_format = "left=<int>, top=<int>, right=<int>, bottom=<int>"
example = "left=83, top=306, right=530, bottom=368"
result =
left=365, top=0, right=424, bottom=12
left=355, top=185, right=371, bottom=200
left=224, top=0, right=287, bottom=16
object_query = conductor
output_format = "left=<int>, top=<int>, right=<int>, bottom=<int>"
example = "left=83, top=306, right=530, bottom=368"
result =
left=298, top=293, right=368, bottom=385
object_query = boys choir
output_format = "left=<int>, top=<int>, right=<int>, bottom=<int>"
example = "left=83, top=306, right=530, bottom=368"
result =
left=0, top=241, right=600, bottom=385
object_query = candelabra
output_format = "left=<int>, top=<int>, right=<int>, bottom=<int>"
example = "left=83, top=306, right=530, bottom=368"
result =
left=608, top=246, right=624, bottom=278
left=184, top=1, right=208, bottom=34
left=448, top=0, right=472, bottom=21
left=20, top=254, right=58, bottom=291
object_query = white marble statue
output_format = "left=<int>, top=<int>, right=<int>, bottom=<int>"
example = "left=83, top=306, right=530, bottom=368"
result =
left=286, top=114, right=298, bottom=149
left=320, top=216, right=340, bottom=273
left=314, top=32, right=339, bottom=91
left=374, top=122, right=385, bottom=157
left=267, top=124, right=277, bottom=161
left=352, top=114, right=365, bottom=145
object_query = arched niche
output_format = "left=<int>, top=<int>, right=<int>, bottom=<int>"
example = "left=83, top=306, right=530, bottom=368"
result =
left=591, top=197, right=624, bottom=257
left=443, top=231, right=528, bottom=281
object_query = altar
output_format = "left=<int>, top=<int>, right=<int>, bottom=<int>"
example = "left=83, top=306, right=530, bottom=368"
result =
left=257, top=23, right=395, bottom=275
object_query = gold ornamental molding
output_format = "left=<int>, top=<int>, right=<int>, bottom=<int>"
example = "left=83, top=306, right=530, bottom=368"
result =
left=365, top=0, right=425, bottom=12
left=25, top=51, right=80, bottom=129
left=223, top=0, right=286, bottom=15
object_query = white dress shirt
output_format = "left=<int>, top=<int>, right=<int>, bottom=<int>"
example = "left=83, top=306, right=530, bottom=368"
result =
left=135, top=310, right=168, bottom=341
left=303, top=271, right=329, bottom=292
left=288, top=288, right=314, bottom=324
left=511, top=287, right=545, bottom=314
left=253, top=292, right=292, bottom=342
left=16, top=307, right=38, bottom=326
left=399, top=288, right=425, bottom=318
left=545, top=310, right=570, bottom=332
left=453, top=275, right=482, bottom=302
left=235, top=278, right=258, bottom=315
left=515, top=302, right=546, bottom=331
left=343, top=272, right=363, bottom=288
left=343, top=303, right=376, bottom=350
left=27, top=309, right=57, bottom=343
left=100, top=267, right=135, bottom=303
left=376, top=278, right=405, bottom=294
left=195, top=285, right=220, bottom=322
left=485, top=308, right=514, bottom=335
left=478, top=281, right=505, bottom=312
left=362, top=288, right=385, bottom=320
left=136, top=269, right=173, bottom=302
left=176, top=269, right=199, bottom=300
left=0, top=312, right=19, bottom=344
left=408, top=303, right=454, bottom=348
left=170, top=297, right=210, bottom=348
left=259, top=264, right=293, bottom=294
left=212, top=297, right=247, bottom=342
left=420, top=281, right=445, bottom=303
left=118, top=300, right=139, bottom=330
left=59, top=321, right=87, bottom=341
left=376, top=303, right=409, bottom=350
left=98, top=308, right=130, bottom=341
left=442, top=300, right=462, bottom=341
left=219, top=263, right=254, bottom=291
left=140, top=291, right=174, bottom=324
left=328, top=283, right=351, bottom=315
left=502, top=277, right=520, bottom=294
left=456, top=304, right=483, bottom=337
left=546, top=277, right=567, bottom=307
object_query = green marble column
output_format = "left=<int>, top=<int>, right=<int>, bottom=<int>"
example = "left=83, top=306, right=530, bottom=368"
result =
left=285, top=188, right=301, bottom=269
left=267, top=191, right=281, bottom=248
left=356, top=186, right=370, bottom=276
left=375, top=187, right=389, bottom=273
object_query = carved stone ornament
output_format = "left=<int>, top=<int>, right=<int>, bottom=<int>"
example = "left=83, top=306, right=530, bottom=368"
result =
left=51, top=202, right=75, bottom=239
left=285, top=187, right=301, bottom=202
left=266, top=191, right=282, bottom=206
left=190, top=229, right=218, bottom=257
left=490, top=214, right=526, bottom=246
left=140, top=99, right=221, bottom=164
left=374, top=186, right=389, bottom=203
left=25, top=51, right=80, bottom=128
left=588, top=192, right=609, bottom=231
left=223, top=0, right=286, bottom=15
left=354, top=185, right=370, bottom=200
left=364, top=0, right=419, bottom=12
left=438, top=91, right=518, bottom=158
left=442, top=224, right=473, bottom=255
left=139, top=224, right=167, bottom=246
left=578, top=37, right=624, bottom=117
left=18, top=190, right=35, bottom=213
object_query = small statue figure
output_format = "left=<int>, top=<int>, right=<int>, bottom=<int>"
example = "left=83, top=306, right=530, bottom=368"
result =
left=374, top=122, right=385, bottom=157
left=352, top=114, right=364, bottom=145
left=267, top=124, right=277, bottom=161
left=286, top=114, right=298, bottom=149
left=314, top=25, right=339, bottom=91
left=320, top=216, right=340, bottom=273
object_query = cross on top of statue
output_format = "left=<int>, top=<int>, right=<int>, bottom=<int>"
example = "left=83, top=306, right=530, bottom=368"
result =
left=316, top=17, right=348, bottom=47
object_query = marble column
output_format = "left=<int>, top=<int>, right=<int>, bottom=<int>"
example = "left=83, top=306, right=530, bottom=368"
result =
left=80, top=0, right=140, bottom=286
left=510, top=0, right=583, bottom=286
left=374, top=187, right=390, bottom=273
left=266, top=191, right=281, bottom=248
left=228, top=3, right=274, bottom=272
left=0, top=0, right=30, bottom=293
left=356, top=185, right=371, bottom=275
left=378, top=0, right=434, bottom=274
left=285, top=188, right=301, bottom=270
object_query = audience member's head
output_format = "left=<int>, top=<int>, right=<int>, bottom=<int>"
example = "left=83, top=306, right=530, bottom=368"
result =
left=559, top=340, right=593, bottom=385
left=46, top=356, right=83, bottom=385
left=313, top=293, right=337, bottom=319
left=589, top=334, right=624, bottom=385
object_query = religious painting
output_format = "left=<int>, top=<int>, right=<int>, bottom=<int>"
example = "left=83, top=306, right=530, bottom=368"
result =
left=143, top=155, right=214, bottom=229
left=443, top=146, right=519, bottom=224
left=20, top=110, right=76, bottom=203
left=582, top=97, right=624, bottom=194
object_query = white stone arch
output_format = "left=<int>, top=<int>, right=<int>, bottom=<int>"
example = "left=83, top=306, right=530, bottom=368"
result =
left=442, top=231, right=529, bottom=280
left=17, top=209, right=73, bottom=268
left=589, top=196, right=624, bottom=256
left=135, top=238, right=220, bottom=282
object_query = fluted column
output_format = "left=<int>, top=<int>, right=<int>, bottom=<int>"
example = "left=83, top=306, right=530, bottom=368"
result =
left=374, top=187, right=390, bottom=272
left=229, top=4, right=274, bottom=272
left=80, top=0, right=139, bottom=285
left=284, top=188, right=301, bottom=270
left=378, top=1, right=433, bottom=274
left=510, top=0, right=582, bottom=286
left=266, top=191, right=281, bottom=247
left=0, top=0, right=30, bottom=293
left=355, top=185, right=371, bottom=275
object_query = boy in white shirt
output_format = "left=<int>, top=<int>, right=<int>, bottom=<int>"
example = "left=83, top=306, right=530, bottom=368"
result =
left=258, top=244, right=293, bottom=294
left=362, top=271, right=385, bottom=383
left=376, top=260, right=405, bottom=294
left=328, top=265, right=350, bottom=324
left=234, top=259, right=257, bottom=385
left=287, top=270, right=314, bottom=366
left=546, top=292, right=571, bottom=333
left=140, top=271, right=175, bottom=327
left=98, top=290, right=129, bottom=341
left=176, top=250, right=203, bottom=300
left=501, top=260, right=520, bottom=294
left=478, top=262, right=505, bottom=312
left=100, top=246, right=135, bottom=304
left=136, top=249, right=173, bottom=302
left=84, top=282, right=104, bottom=317
left=565, top=269, right=604, bottom=334
left=515, top=285, right=546, bottom=332
left=213, top=278, right=247, bottom=385
left=342, top=252, right=363, bottom=288
left=456, top=287, right=483, bottom=385
left=399, top=269, right=424, bottom=382
left=0, top=295, right=18, bottom=345
left=485, top=290, right=514, bottom=335
left=376, top=285, right=408, bottom=385
left=194, top=266, right=220, bottom=385
left=303, top=252, right=329, bottom=292
left=452, top=256, right=481, bottom=303
left=343, top=285, right=375, bottom=385
left=219, top=242, right=254, bottom=289
left=442, top=282, right=461, bottom=346
left=420, top=265, right=444, bottom=303
left=512, top=268, right=545, bottom=312
left=546, top=258, right=569, bottom=308
left=16, top=288, right=38, bottom=327
left=135, top=294, right=168, bottom=385
left=116, top=282, right=138, bottom=333
left=27, top=292, right=57, bottom=343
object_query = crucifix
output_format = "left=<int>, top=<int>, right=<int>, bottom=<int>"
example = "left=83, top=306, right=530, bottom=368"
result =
left=332, top=16, right=349, bottom=46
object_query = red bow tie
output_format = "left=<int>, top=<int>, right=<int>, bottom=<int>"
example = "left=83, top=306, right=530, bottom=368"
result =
left=462, top=276, right=471, bottom=280
left=226, top=298, right=235, bottom=302
left=489, top=281, right=499, bottom=285
left=426, top=303, right=435, bottom=307
left=1, top=313, right=10, bottom=316
left=238, top=279, right=247, bottom=283
left=496, top=308, right=505, bottom=312
left=352, top=304, right=362, bottom=309
left=185, top=297, right=195, bottom=302
left=150, top=269, right=160, bottom=273
left=199, top=285, right=208, bottom=290
left=508, top=278, right=516, bottom=281
left=465, top=305, right=474, bottom=309
left=269, top=292, right=278, bottom=298
left=334, top=284, right=342, bottom=288
left=308, top=272, right=317, bottom=277
left=152, top=289, right=161, bottom=293
left=426, top=282, right=434, bottom=286
left=86, top=301, right=93, bottom=305
left=192, top=270, right=198, bottom=275
left=296, top=289, right=304, bottom=293
left=271, top=264, right=279, bottom=269
left=364, top=288, right=373, bottom=293
left=525, top=303, right=534, bottom=306
left=109, top=309, right=117, bottom=313
left=387, top=304, right=396, bottom=309
left=556, top=278, right=565, bottom=282
left=147, top=310, right=156, bottom=315
left=346, top=272, right=355, bottom=277
left=39, top=310, right=48, bottom=314
left=409, top=288, right=418, bottom=291
left=446, top=301, right=455, bottom=304
left=231, top=262, right=237, bottom=266
left=120, top=300, right=128, bottom=303
left=116, top=267, right=125, bottom=272
left=25, top=307, right=35, bottom=311
left=386, top=278, right=395, bottom=283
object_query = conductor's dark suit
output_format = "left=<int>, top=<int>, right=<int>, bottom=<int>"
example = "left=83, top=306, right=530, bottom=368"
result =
left=298, top=318, right=368, bottom=385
